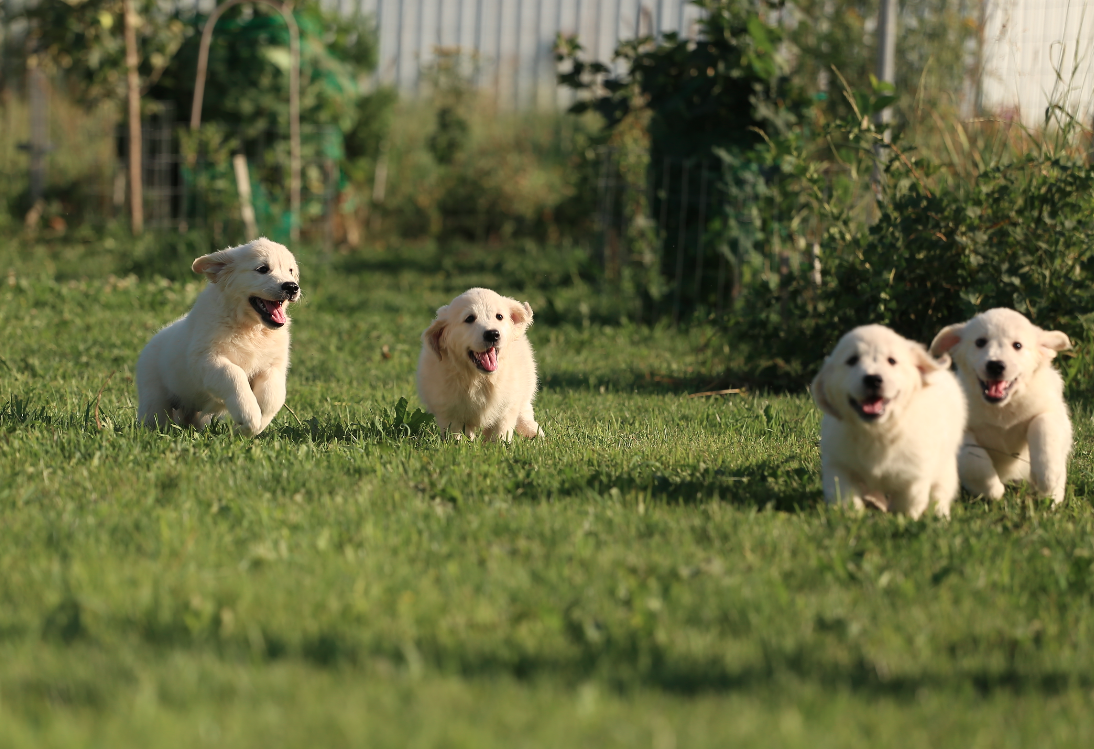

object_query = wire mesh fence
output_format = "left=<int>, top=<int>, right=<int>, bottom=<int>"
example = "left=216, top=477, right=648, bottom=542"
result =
left=0, top=92, right=343, bottom=244
left=594, top=146, right=845, bottom=322
left=111, top=108, right=342, bottom=244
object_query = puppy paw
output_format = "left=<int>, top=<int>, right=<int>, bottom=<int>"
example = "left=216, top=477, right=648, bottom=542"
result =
left=1046, top=486, right=1067, bottom=507
left=1030, top=472, right=1066, bottom=506
left=232, top=411, right=264, bottom=437
left=515, top=420, right=541, bottom=439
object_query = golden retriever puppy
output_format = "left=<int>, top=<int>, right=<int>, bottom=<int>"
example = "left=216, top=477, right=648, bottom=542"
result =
left=417, top=288, right=540, bottom=441
left=136, top=238, right=300, bottom=436
left=811, top=325, right=967, bottom=519
left=930, top=308, right=1072, bottom=505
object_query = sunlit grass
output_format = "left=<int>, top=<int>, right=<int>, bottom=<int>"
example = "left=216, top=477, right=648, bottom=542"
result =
left=2, top=238, right=1094, bottom=747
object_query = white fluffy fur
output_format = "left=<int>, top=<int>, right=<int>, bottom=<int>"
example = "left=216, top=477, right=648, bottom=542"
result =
left=812, top=325, right=967, bottom=519
left=136, top=238, right=301, bottom=436
left=417, top=287, right=540, bottom=441
left=930, top=308, right=1072, bottom=505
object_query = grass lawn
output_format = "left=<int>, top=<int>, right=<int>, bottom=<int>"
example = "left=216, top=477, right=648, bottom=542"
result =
left=3, top=236, right=1094, bottom=747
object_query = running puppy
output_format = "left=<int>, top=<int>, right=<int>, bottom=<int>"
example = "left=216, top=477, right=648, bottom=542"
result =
left=417, top=288, right=540, bottom=441
left=811, top=325, right=967, bottom=519
left=930, top=308, right=1072, bottom=505
left=136, top=238, right=301, bottom=435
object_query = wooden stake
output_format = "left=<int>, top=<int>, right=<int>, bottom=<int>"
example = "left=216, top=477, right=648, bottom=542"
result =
left=232, top=153, right=259, bottom=239
left=124, top=0, right=143, bottom=235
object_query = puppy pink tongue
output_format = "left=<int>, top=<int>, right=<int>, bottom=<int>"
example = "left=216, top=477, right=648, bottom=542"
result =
left=264, top=299, right=286, bottom=324
left=860, top=397, right=885, bottom=415
left=986, top=380, right=1008, bottom=399
left=479, top=347, right=498, bottom=372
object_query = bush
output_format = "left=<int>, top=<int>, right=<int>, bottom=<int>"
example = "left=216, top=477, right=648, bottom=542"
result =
left=555, top=0, right=811, bottom=315
left=371, top=49, right=595, bottom=245
left=727, top=122, right=1094, bottom=390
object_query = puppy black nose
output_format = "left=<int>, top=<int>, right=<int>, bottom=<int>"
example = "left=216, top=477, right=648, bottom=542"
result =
left=863, top=374, right=883, bottom=391
left=282, top=281, right=299, bottom=294
left=986, top=360, right=1005, bottom=378
left=483, top=329, right=500, bottom=344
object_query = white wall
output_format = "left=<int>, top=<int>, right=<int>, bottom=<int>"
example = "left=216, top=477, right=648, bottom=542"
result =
left=981, top=0, right=1094, bottom=127
left=358, top=0, right=703, bottom=108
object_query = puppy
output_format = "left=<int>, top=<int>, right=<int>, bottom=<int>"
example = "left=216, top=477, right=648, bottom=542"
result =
left=930, top=308, right=1072, bottom=505
left=417, top=288, right=540, bottom=441
left=811, top=325, right=967, bottom=519
left=136, top=238, right=300, bottom=436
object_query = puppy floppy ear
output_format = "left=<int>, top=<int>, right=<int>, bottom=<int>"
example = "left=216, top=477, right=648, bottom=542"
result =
left=910, top=342, right=950, bottom=385
left=423, top=305, right=450, bottom=359
left=810, top=362, right=840, bottom=420
left=930, top=322, right=965, bottom=357
left=509, top=301, right=533, bottom=330
left=510, top=301, right=533, bottom=325
left=1038, top=329, right=1071, bottom=360
left=192, top=250, right=233, bottom=283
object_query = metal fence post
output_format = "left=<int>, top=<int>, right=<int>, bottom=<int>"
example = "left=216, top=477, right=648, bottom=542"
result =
left=672, top=160, right=689, bottom=326
left=494, top=0, right=506, bottom=108
left=692, top=160, right=708, bottom=306
left=26, top=67, right=49, bottom=206
left=513, top=0, right=523, bottom=108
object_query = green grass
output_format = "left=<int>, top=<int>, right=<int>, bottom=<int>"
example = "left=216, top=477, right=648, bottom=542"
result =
left=3, top=237, right=1094, bottom=747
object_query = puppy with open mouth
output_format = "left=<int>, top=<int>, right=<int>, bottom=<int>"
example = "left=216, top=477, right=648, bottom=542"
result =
left=417, top=287, right=540, bottom=441
left=812, top=325, right=967, bottom=519
left=136, top=238, right=301, bottom=436
left=931, top=308, right=1072, bottom=505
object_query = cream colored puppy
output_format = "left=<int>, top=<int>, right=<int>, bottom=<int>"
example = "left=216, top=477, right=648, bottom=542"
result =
left=811, top=325, right=967, bottom=519
left=136, top=238, right=300, bottom=436
left=417, top=288, right=540, bottom=441
left=930, top=308, right=1072, bottom=505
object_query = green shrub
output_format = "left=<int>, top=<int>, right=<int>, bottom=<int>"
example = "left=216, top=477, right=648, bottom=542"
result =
left=374, top=97, right=595, bottom=245
left=726, top=118, right=1094, bottom=391
left=555, top=0, right=811, bottom=314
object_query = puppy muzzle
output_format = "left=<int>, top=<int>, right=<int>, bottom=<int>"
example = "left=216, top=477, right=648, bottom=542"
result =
left=977, top=375, right=1015, bottom=404
left=468, top=347, right=499, bottom=373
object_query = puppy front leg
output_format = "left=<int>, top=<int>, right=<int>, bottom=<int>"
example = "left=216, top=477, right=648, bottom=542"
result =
left=958, top=432, right=1006, bottom=501
left=928, top=463, right=961, bottom=519
left=200, top=358, right=263, bottom=436
left=891, top=480, right=938, bottom=520
left=251, top=368, right=287, bottom=434
left=486, top=410, right=521, bottom=443
left=514, top=401, right=541, bottom=439
left=1028, top=412, right=1071, bottom=505
left=822, top=465, right=864, bottom=511
left=434, top=416, right=472, bottom=441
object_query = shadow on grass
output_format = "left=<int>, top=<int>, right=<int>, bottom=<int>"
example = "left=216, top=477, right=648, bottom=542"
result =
left=35, top=593, right=1089, bottom=704
left=0, top=393, right=437, bottom=447
left=520, top=457, right=820, bottom=512
left=541, top=370, right=736, bottom=396
left=271, top=397, right=434, bottom=445
left=219, top=623, right=1093, bottom=700
left=332, top=242, right=589, bottom=293
left=330, top=245, right=647, bottom=328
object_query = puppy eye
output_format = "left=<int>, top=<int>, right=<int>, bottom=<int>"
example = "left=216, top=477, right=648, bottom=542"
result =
left=464, top=315, right=476, bottom=323
left=975, top=338, right=987, bottom=348
left=496, top=313, right=503, bottom=321
left=256, top=265, right=270, bottom=274
left=888, top=357, right=897, bottom=365
left=846, top=355, right=859, bottom=366
left=1013, top=342, right=1023, bottom=350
